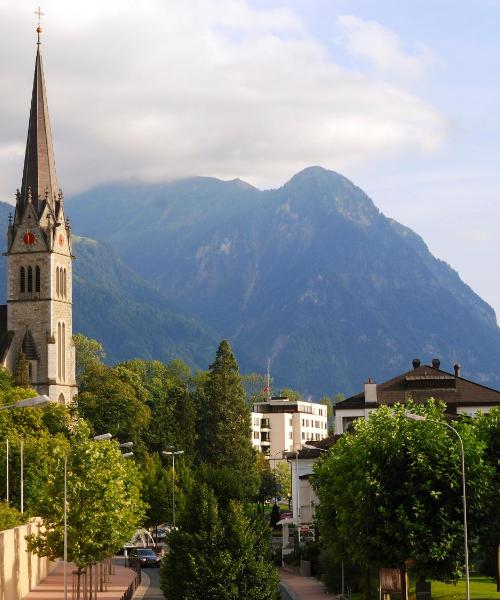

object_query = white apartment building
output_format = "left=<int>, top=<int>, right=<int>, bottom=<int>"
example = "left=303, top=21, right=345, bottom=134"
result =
left=251, top=396, right=328, bottom=460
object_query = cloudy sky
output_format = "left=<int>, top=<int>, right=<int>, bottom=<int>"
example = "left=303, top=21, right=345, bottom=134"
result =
left=1, top=1, right=499, bottom=320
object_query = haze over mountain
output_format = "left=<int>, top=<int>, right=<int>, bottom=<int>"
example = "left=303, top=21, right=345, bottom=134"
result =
left=60, top=166, right=500, bottom=397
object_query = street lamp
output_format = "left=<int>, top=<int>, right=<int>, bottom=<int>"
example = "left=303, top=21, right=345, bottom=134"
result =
left=162, top=449, right=184, bottom=528
left=405, top=412, right=470, bottom=600
left=2, top=395, right=50, bottom=507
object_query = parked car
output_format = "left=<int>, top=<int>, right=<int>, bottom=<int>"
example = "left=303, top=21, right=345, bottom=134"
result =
left=128, top=548, right=161, bottom=568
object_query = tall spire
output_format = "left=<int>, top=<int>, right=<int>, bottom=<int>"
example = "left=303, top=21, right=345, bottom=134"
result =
left=18, top=19, right=58, bottom=220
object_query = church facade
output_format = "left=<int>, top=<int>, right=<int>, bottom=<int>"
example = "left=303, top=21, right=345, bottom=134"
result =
left=0, top=28, right=77, bottom=404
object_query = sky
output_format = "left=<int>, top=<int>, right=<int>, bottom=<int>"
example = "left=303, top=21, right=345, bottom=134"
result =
left=0, top=1, right=499, bottom=320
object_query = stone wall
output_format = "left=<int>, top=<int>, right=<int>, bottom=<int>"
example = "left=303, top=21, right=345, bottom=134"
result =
left=0, top=519, right=54, bottom=600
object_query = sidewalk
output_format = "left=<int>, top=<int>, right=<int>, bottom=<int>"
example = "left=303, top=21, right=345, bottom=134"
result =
left=280, top=569, right=335, bottom=599
left=22, top=560, right=139, bottom=600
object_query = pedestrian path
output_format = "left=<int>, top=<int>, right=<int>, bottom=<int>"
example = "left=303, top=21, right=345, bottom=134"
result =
left=22, top=559, right=139, bottom=599
left=280, top=569, right=336, bottom=600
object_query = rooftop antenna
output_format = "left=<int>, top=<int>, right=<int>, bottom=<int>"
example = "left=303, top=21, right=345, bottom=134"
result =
left=266, top=358, right=271, bottom=400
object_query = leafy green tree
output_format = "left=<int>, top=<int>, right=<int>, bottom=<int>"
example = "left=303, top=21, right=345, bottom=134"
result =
left=76, top=363, right=150, bottom=451
left=279, top=388, right=302, bottom=402
left=255, top=453, right=275, bottom=506
left=142, top=453, right=174, bottom=531
left=13, top=352, right=29, bottom=387
left=0, top=502, right=28, bottom=531
left=73, top=333, right=106, bottom=384
left=196, top=340, right=258, bottom=502
left=274, top=461, right=291, bottom=499
left=160, top=483, right=279, bottom=600
left=313, top=400, right=492, bottom=586
left=473, top=407, right=500, bottom=589
left=27, top=422, right=145, bottom=568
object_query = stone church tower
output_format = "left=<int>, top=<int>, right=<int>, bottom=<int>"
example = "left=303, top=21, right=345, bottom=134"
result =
left=1, top=28, right=77, bottom=404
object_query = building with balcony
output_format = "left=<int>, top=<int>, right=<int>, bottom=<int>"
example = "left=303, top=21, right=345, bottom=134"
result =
left=251, top=396, right=328, bottom=460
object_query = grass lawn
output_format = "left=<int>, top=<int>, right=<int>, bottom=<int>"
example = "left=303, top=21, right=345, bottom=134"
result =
left=430, top=575, right=500, bottom=600
left=343, top=575, right=499, bottom=600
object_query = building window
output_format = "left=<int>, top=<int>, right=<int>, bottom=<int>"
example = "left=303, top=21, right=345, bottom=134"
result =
left=20, top=267, right=25, bottom=293
left=289, top=418, right=292, bottom=426
left=56, top=267, right=60, bottom=296
left=302, top=419, right=304, bottom=426
left=289, top=431, right=293, bottom=439
left=58, top=322, right=66, bottom=382
left=35, top=265, right=40, bottom=292
left=63, top=268, right=67, bottom=298
left=253, top=431, right=260, bottom=439
left=27, top=266, right=33, bottom=292
left=301, top=432, right=305, bottom=440
left=319, top=409, right=323, bottom=416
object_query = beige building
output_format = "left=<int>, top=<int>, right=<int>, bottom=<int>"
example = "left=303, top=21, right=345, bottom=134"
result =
left=251, top=396, right=328, bottom=459
left=0, top=32, right=77, bottom=404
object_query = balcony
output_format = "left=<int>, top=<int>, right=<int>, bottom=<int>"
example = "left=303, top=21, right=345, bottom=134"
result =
left=260, top=419, right=271, bottom=431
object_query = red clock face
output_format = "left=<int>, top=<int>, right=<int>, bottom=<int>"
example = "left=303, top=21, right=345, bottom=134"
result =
left=58, top=233, right=65, bottom=247
left=23, top=231, right=36, bottom=246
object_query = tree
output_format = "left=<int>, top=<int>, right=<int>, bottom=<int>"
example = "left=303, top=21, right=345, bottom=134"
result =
left=73, top=333, right=106, bottom=384
left=14, top=351, right=29, bottom=387
left=141, top=453, right=174, bottom=531
left=255, top=452, right=275, bottom=506
left=274, top=461, right=291, bottom=499
left=76, top=363, right=150, bottom=451
left=27, top=422, right=145, bottom=569
left=196, top=340, right=258, bottom=502
left=160, top=483, right=279, bottom=600
left=313, top=400, right=492, bottom=589
left=473, top=407, right=500, bottom=589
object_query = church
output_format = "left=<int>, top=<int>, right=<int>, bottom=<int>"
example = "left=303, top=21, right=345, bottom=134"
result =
left=0, top=25, right=77, bottom=404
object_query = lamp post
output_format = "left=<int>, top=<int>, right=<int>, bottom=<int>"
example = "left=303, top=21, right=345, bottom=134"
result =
left=1, top=395, right=50, bottom=507
left=162, top=449, right=184, bottom=528
left=405, top=413, right=470, bottom=600
left=63, top=432, right=112, bottom=600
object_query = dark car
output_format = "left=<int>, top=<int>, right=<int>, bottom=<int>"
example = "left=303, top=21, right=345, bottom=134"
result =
left=128, top=548, right=161, bottom=568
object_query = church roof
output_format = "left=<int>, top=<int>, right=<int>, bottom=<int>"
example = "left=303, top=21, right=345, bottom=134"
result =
left=21, top=328, right=39, bottom=361
left=17, top=32, right=59, bottom=221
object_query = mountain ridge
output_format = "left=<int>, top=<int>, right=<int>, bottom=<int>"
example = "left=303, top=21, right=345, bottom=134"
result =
left=63, top=166, right=500, bottom=395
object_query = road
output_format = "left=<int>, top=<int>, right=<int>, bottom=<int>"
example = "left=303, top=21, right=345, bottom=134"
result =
left=141, top=567, right=164, bottom=599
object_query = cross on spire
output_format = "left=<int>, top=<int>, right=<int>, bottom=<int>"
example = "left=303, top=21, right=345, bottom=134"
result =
left=35, top=6, right=44, bottom=45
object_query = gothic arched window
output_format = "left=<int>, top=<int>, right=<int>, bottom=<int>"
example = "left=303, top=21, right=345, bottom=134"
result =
left=63, top=268, right=67, bottom=298
left=57, top=322, right=61, bottom=380
left=20, top=267, right=25, bottom=293
left=35, top=266, right=40, bottom=293
left=62, top=322, right=66, bottom=381
left=56, top=267, right=60, bottom=297
left=27, top=266, right=33, bottom=293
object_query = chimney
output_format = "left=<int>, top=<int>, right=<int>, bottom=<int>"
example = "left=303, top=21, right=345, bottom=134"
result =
left=454, top=363, right=461, bottom=377
left=364, top=378, right=377, bottom=403
left=432, top=358, right=441, bottom=370
left=412, top=358, right=421, bottom=370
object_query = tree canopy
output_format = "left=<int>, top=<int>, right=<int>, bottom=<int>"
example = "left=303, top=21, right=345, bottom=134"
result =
left=313, top=400, right=493, bottom=582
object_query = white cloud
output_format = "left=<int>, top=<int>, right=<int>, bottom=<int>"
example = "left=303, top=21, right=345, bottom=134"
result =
left=0, top=1, right=445, bottom=198
left=337, top=14, right=438, bottom=83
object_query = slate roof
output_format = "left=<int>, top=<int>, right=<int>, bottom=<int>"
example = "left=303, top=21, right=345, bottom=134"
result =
left=18, top=37, right=59, bottom=221
left=336, top=361, right=500, bottom=414
left=21, top=328, right=39, bottom=360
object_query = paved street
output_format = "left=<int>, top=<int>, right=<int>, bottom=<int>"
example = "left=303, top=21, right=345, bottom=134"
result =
left=137, top=567, right=164, bottom=599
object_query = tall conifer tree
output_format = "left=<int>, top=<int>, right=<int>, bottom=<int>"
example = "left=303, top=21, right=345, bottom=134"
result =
left=196, top=340, right=257, bottom=501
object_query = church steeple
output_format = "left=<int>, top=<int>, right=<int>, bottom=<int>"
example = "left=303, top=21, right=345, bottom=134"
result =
left=17, top=24, right=59, bottom=222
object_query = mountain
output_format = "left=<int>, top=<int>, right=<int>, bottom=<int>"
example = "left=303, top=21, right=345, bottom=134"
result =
left=63, top=166, right=500, bottom=397
left=0, top=201, right=217, bottom=369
